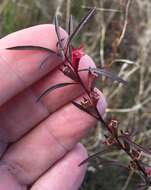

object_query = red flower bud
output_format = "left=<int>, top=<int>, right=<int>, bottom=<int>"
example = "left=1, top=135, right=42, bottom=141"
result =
left=72, top=45, right=85, bottom=70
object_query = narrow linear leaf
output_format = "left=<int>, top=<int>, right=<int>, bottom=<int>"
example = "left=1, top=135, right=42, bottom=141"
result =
left=67, top=15, right=73, bottom=60
left=79, top=148, right=114, bottom=166
left=37, top=82, right=78, bottom=102
left=66, top=7, right=96, bottom=48
left=68, top=15, right=73, bottom=35
left=78, top=67, right=127, bottom=85
left=80, top=155, right=126, bottom=169
left=39, top=54, right=55, bottom=69
left=139, top=161, right=151, bottom=168
left=54, top=15, right=65, bottom=59
left=120, top=136, right=151, bottom=155
left=97, top=110, right=107, bottom=127
left=56, top=38, right=65, bottom=48
left=79, top=151, right=106, bottom=166
left=6, top=45, right=57, bottom=54
left=94, top=68, right=128, bottom=85
left=40, top=50, right=64, bottom=69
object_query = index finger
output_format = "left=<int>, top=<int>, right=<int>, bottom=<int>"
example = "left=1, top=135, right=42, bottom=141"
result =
left=0, top=24, right=68, bottom=105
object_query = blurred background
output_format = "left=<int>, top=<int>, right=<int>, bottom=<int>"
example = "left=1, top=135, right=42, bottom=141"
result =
left=0, top=0, right=151, bottom=189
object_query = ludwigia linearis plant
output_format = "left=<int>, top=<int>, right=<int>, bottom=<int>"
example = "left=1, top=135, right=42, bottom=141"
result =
left=6, top=8, right=151, bottom=190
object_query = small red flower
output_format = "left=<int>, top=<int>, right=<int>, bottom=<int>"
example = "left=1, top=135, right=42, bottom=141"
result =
left=131, top=149, right=142, bottom=161
left=108, top=119, right=118, bottom=136
left=72, top=45, right=85, bottom=70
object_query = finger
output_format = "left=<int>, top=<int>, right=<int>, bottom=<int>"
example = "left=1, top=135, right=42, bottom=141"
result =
left=0, top=69, right=83, bottom=143
left=0, top=55, right=96, bottom=148
left=0, top=94, right=106, bottom=186
left=0, top=24, right=68, bottom=105
left=0, top=164, right=26, bottom=190
left=31, top=144, right=87, bottom=190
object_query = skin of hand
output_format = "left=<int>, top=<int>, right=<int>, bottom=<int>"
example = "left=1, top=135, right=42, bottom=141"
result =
left=0, top=24, right=107, bottom=190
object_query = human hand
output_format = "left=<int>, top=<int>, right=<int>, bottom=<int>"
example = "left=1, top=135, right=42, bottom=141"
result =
left=0, top=25, right=107, bottom=190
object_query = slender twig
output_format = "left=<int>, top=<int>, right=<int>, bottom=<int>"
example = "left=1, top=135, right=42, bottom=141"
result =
left=123, top=170, right=134, bottom=190
left=117, top=0, right=132, bottom=46
left=82, top=6, right=122, bottom=13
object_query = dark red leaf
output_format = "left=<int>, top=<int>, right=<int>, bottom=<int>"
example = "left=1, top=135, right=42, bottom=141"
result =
left=54, top=15, right=65, bottom=59
left=79, top=147, right=116, bottom=166
left=67, top=15, right=73, bottom=59
left=78, top=67, right=127, bottom=85
left=56, top=38, right=65, bottom=48
left=79, top=150, right=106, bottom=166
left=83, top=156, right=127, bottom=169
left=119, top=136, right=151, bottom=155
left=39, top=54, right=53, bottom=69
left=6, top=45, right=57, bottom=54
left=37, top=82, right=78, bottom=102
left=39, top=52, right=62, bottom=69
left=68, top=15, right=73, bottom=35
left=66, top=8, right=96, bottom=49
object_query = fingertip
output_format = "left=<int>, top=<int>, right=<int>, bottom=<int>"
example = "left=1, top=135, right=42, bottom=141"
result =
left=71, top=143, right=88, bottom=168
left=79, top=54, right=96, bottom=69
left=31, top=143, right=88, bottom=190
left=0, top=24, right=68, bottom=50
left=0, top=24, right=69, bottom=105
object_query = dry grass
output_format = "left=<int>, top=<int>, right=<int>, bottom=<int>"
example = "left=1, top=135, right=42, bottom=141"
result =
left=0, top=0, right=151, bottom=189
